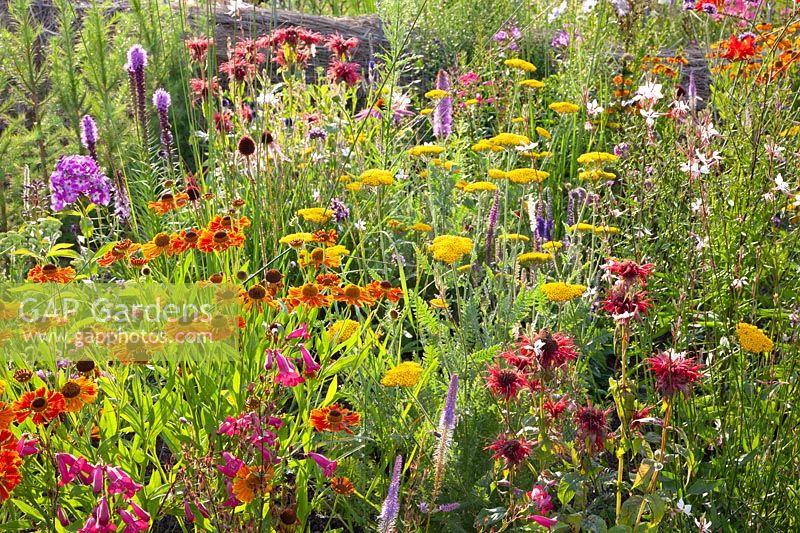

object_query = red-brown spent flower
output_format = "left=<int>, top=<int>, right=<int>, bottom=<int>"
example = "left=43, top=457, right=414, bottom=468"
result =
left=485, top=434, right=533, bottom=466
left=485, top=364, right=527, bottom=401
left=574, top=403, right=610, bottom=455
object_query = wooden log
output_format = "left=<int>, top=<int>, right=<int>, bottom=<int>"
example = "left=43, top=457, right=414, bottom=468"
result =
left=0, top=0, right=388, bottom=74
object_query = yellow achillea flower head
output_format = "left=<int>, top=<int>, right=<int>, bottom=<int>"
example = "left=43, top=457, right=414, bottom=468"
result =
left=736, top=322, right=774, bottom=353
left=429, top=298, right=448, bottom=309
left=506, top=168, right=550, bottom=184
left=464, top=181, right=498, bottom=193
left=519, top=79, right=545, bottom=89
left=279, top=232, right=315, bottom=246
left=454, top=180, right=468, bottom=190
left=419, top=170, right=430, bottom=179
left=381, top=361, right=423, bottom=387
left=489, top=133, right=532, bottom=147
left=420, top=108, right=434, bottom=116
left=338, top=175, right=352, bottom=183
left=346, top=181, right=363, bottom=192
left=542, top=240, right=564, bottom=251
left=568, top=223, right=619, bottom=234
left=511, top=117, right=525, bottom=123
left=540, top=282, right=586, bottom=302
left=504, top=58, right=537, bottom=72
left=500, top=233, right=530, bottom=242
left=518, top=251, right=554, bottom=264
left=488, top=169, right=508, bottom=179
left=408, top=145, right=446, bottom=157
left=464, top=98, right=480, bottom=106
left=519, top=150, right=552, bottom=159
left=578, top=169, right=617, bottom=181
left=549, top=102, right=581, bottom=114
left=577, top=152, right=619, bottom=165
left=471, top=140, right=503, bottom=152
left=327, top=319, right=360, bottom=343
left=594, top=225, right=620, bottom=234
left=536, top=126, right=552, bottom=140
left=425, top=89, right=449, bottom=99
left=359, top=169, right=395, bottom=186
left=428, top=235, right=474, bottom=264
left=410, top=222, right=433, bottom=232
left=296, top=208, right=333, bottom=224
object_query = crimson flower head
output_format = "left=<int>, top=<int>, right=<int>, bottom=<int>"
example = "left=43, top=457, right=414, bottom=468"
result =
left=647, top=350, right=703, bottom=398
left=185, top=37, right=213, bottom=63
left=519, top=330, right=578, bottom=371
left=485, top=434, right=533, bottom=466
left=601, top=286, right=651, bottom=324
left=325, top=33, right=359, bottom=59
left=574, top=403, right=610, bottom=455
left=327, top=60, right=361, bottom=87
left=721, top=33, right=757, bottom=61
left=485, top=363, right=527, bottom=401
left=603, top=259, right=654, bottom=285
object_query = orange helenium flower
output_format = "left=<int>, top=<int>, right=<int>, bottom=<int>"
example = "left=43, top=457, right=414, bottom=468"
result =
left=333, top=284, right=376, bottom=307
left=0, top=402, right=14, bottom=430
left=169, top=229, right=200, bottom=255
left=13, top=387, right=66, bottom=425
left=286, top=284, right=333, bottom=309
left=97, top=240, right=140, bottom=267
left=232, top=464, right=273, bottom=503
left=366, top=280, right=403, bottom=303
left=142, top=233, right=173, bottom=260
left=0, top=449, right=22, bottom=501
left=147, top=192, right=190, bottom=215
left=196, top=229, right=246, bottom=253
left=27, top=264, right=76, bottom=284
left=60, top=377, right=98, bottom=413
left=309, top=403, right=360, bottom=433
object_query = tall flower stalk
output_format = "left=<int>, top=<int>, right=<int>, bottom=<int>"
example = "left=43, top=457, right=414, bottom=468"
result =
left=378, top=455, right=403, bottom=533
left=80, top=115, right=99, bottom=161
left=431, top=374, right=458, bottom=504
left=152, top=88, right=173, bottom=162
left=432, top=70, right=452, bottom=139
left=125, top=45, right=148, bottom=143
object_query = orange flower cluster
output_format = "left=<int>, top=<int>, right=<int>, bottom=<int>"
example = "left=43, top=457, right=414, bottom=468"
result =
left=27, top=264, right=76, bottom=283
left=712, top=23, right=800, bottom=84
left=0, top=430, right=23, bottom=501
left=639, top=54, right=686, bottom=79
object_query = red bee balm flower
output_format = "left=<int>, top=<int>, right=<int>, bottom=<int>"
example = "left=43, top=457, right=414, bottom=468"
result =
left=601, top=286, right=651, bottom=323
left=485, top=364, right=527, bottom=401
left=518, top=330, right=578, bottom=371
left=574, top=404, right=610, bottom=454
left=485, top=434, right=533, bottom=466
left=13, top=387, right=66, bottom=425
left=647, top=350, right=703, bottom=398
left=603, top=259, right=654, bottom=285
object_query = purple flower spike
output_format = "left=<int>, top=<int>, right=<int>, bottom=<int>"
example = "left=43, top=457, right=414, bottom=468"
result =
left=126, top=45, right=148, bottom=142
left=378, top=455, right=403, bottom=532
left=433, top=70, right=452, bottom=139
left=80, top=115, right=99, bottom=161
left=152, top=88, right=173, bottom=160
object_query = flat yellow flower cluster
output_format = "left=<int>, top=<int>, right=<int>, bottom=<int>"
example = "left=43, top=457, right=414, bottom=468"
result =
left=464, top=181, right=498, bottom=193
left=504, top=58, right=537, bottom=72
left=424, top=89, right=449, bottom=99
left=568, top=223, right=620, bottom=234
left=578, top=169, right=617, bottom=182
left=296, top=208, right=333, bottom=224
left=408, top=145, right=445, bottom=157
left=327, top=319, right=360, bottom=343
left=381, top=361, right=423, bottom=387
left=488, top=168, right=550, bottom=184
left=359, top=169, right=395, bottom=186
left=518, top=251, right=554, bottom=264
left=428, top=235, right=474, bottom=264
left=519, top=79, right=545, bottom=89
left=549, top=102, right=580, bottom=114
left=736, top=322, right=774, bottom=353
left=540, top=282, right=586, bottom=302
left=577, top=152, right=619, bottom=165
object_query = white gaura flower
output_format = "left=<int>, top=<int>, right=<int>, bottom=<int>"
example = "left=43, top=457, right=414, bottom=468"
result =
left=633, top=81, right=664, bottom=104
left=516, top=142, right=539, bottom=152
left=731, top=277, right=748, bottom=289
left=586, top=99, right=604, bottom=116
left=640, top=109, right=661, bottom=127
left=774, top=173, right=790, bottom=194
left=226, top=0, right=253, bottom=16
left=548, top=0, right=567, bottom=22
left=354, top=220, right=367, bottom=231
left=676, top=498, right=692, bottom=516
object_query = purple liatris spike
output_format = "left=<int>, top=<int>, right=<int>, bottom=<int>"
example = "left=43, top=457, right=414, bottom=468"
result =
left=126, top=45, right=148, bottom=141
left=485, top=191, right=500, bottom=264
left=433, top=70, right=452, bottom=139
left=432, top=373, right=458, bottom=502
left=80, top=115, right=99, bottom=161
left=113, top=173, right=131, bottom=222
left=152, top=88, right=173, bottom=160
left=50, top=155, right=112, bottom=211
left=378, top=455, right=403, bottom=533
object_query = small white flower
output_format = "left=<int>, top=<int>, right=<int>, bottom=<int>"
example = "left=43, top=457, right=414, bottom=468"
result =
left=354, top=220, right=366, bottom=231
left=731, top=277, right=748, bottom=289
left=257, top=91, right=281, bottom=106
left=774, top=174, right=790, bottom=194
left=312, top=189, right=321, bottom=201
left=516, top=142, right=539, bottom=152
left=694, top=515, right=713, bottom=533
left=226, top=0, right=252, bottom=16
left=548, top=0, right=567, bottom=22
left=676, top=498, right=692, bottom=516
left=640, top=109, right=661, bottom=127
left=586, top=99, right=604, bottom=116
left=633, top=82, right=664, bottom=104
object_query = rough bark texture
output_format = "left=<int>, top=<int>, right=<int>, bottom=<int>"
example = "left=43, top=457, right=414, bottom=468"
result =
left=0, top=1, right=387, bottom=72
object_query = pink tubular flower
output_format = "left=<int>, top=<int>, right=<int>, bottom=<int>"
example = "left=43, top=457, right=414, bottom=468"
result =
left=647, top=350, right=703, bottom=398
left=217, top=452, right=244, bottom=478
left=264, top=348, right=278, bottom=370
left=286, top=323, right=310, bottom=340
left=527, top=485, right=554, bottom=513
left=274, top=350, right=305, bottom=387
left=307, top=451, right=338, bottom=477
left=299, top=344, right=321, bottom=376
left=16, top=435, right=39, bottom=457
left=56, top=453, right=94, bottom=486
left=528, top=515, right=559, bottom=528
left=184, top=500, right=195, bottom=523
left=106, top=466, right=143, bottom=500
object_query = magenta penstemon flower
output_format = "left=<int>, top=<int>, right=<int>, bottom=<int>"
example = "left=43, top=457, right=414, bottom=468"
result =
left=274, top=350, right=305, bottom=387
left=298, top=344, right=321, bottom=376
left=307, top=451, right=338, bottom=477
